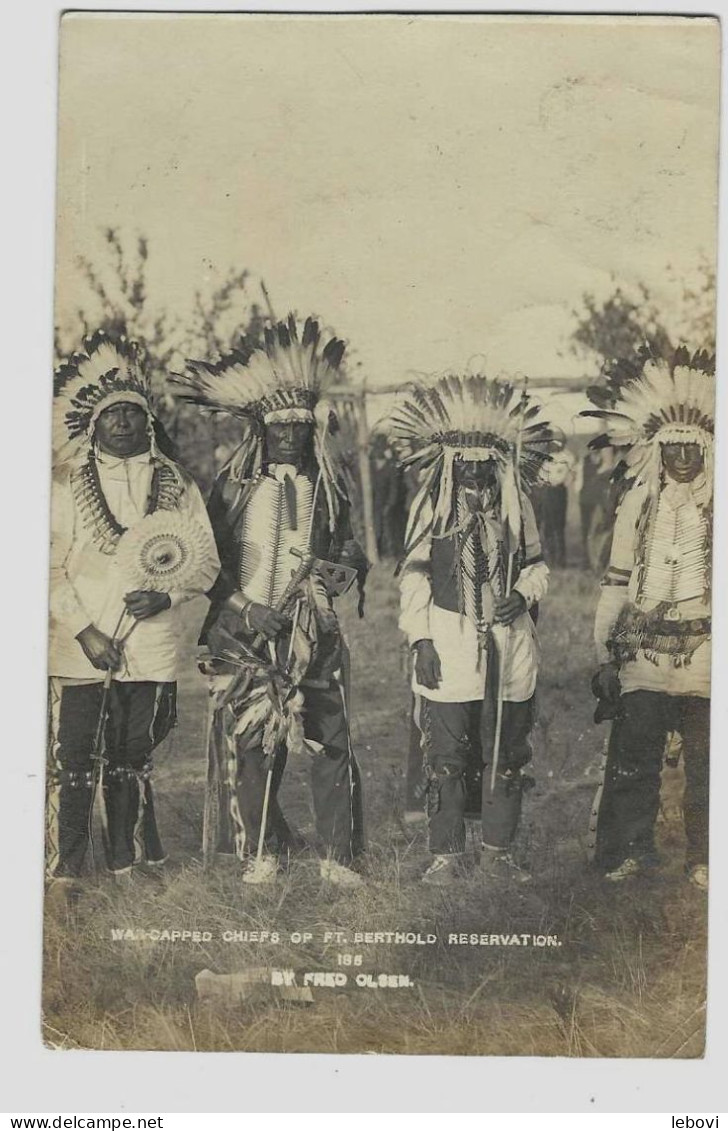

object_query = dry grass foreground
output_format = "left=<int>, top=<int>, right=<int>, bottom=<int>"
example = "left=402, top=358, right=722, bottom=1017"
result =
left=43, top=567, right=708, bottom=1056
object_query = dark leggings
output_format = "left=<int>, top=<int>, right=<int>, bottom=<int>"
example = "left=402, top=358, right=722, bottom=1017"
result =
left=417, top=697, right=534, bottom=854
left=234, top=681, right=364, bottom=864
left=47, top=680, right=176, bottom=876
left=594, top=690, right=709, bottom=870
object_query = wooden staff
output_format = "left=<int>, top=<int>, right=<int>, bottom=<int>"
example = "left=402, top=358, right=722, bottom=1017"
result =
left=87, top=607, right=129, bottom=866
left=490, top=379, right=529, bottom=793
left=353, top=387, right=379, bottom=566
left=201, top=685, right=222, bottom=870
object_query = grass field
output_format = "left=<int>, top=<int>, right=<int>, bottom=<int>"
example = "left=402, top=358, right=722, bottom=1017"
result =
left=42, top=563, right=708, bottom=1056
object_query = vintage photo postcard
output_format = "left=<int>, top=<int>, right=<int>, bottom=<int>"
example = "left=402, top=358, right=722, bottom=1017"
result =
left=45, top=11, right=719, bottom=1057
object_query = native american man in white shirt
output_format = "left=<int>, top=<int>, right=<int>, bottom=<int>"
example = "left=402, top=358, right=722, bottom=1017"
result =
left=175, top=315, right=367, bottom=888
left=585, top=348, right=713, bottom=891
left=48, top=334, right=220, bottom=885
left=392, top=374, right=558, bottom=885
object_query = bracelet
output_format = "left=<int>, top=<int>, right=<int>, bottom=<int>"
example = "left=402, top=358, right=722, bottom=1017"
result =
left=227, top=591, right=253, bottom=632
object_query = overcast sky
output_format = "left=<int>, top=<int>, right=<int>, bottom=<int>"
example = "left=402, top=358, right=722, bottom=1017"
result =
left=55, top=13, right=719, bottom=391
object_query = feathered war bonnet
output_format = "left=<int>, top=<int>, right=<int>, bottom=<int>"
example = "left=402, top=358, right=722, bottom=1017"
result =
left=53, top=331, right=157, bottom=465
left=388, top=373, right=558, bottom=554
left=582, top=346, right=716, bottom=498
left=173, top=313, right=347, bottom=530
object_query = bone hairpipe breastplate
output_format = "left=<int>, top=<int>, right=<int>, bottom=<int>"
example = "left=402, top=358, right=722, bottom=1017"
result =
left=455, top=488, right=504, bottom=628
left=642, top=493, right=708, bottom=604
left=238, top=475, right=314, bottom=607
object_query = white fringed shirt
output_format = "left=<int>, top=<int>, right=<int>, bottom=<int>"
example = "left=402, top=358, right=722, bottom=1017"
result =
left=399, top=494, right=549, bottom=703
left=49, top=451, right=220, bottom=683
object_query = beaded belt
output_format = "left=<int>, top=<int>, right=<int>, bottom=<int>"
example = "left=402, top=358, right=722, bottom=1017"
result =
left=609, top=603, right=711, bottom=667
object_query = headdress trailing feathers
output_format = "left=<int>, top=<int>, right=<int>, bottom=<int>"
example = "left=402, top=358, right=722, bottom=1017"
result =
left=389, top=373, right=559, bottom=553
left=172, top=313, right=348, bottom=529
left=582, top=346, right=715, bottom=495
left=53, top=331, right=153, bottom=463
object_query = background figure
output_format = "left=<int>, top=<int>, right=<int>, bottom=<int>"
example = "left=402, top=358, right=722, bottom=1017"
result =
left=533, top=447, right=575, bottom=569
left=583, top=448, right=632, bottom=575
left=580, top=448, right=606, bottom=562
left=370, top=432, right=407, bottom=559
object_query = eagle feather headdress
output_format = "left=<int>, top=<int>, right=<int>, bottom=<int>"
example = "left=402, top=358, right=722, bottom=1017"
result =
left=583, top=346, right=715, bottom=494
left=389, top=373, right=559, bottom=552
left=173, top=313, right=348, bottom=528
left=52, top=331, right=188, bottom=552
left=53, top=331, right=153, bottom=464
left=174, top=314, right=344, bottom=424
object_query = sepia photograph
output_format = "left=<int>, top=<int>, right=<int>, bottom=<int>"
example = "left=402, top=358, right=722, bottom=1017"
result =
left=42, top=10, right=720, bottom=1061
